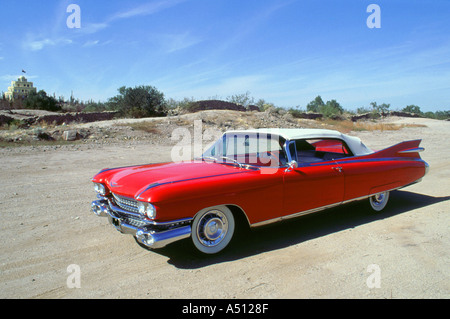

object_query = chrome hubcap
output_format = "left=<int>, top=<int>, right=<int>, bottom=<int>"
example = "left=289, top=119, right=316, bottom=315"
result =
left=197, top=210, right=228, bottom=247
left=372, top=193, right=385, bottom=206
left=370, top=191, right=389, bottom=212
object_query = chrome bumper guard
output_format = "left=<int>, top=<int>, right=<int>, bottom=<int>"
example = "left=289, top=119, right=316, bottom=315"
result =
left=91, top=199, right=191, bottom=249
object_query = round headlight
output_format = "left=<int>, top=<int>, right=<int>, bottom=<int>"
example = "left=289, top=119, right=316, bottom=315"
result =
left=138, top=202, right=146, bottom=216
left=94, top=183, right=106, bottom=195
left=137, top=202, right=156, bottom=219
left=145, top=203, right=156, bottom=219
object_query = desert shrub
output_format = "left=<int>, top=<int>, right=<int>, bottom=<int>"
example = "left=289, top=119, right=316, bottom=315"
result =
left=370, top=102, right=390, bottom=115
left=23, top=90, right=61, bottom=112
left=319, top=99, right=344, bottom=118
left=433, top=110, right=450, bottom=120
left=107, top=85, right=167, bottom=118
left=402, top=105, right=422, bottom=114
left=226, top=91, right=254, bottom=107
left=306, top=96, right=324, bottom=113
left=305, top=96, right=343, bottom=118
left=83, top=101, right=108, bottom=112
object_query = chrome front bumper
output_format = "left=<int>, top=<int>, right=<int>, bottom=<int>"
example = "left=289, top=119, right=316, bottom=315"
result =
left=91, top=199, right=191, bottom=249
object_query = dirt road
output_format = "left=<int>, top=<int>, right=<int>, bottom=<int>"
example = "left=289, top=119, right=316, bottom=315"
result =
left=0, top=116, right=448, bottom=299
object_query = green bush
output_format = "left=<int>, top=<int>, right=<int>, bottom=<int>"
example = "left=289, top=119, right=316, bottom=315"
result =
left=107, top=85, right=167, bottom=118
left=23, top=90, right=61, bottom=112
left=306, top=96, right=343, bottom=118
left=306, top=96, right=324, bottom=113
left=433, top=110, right=450, bottom=120
left=83, top=101, right=107, bottom=112
left=402, top=105, right=422, bottom=114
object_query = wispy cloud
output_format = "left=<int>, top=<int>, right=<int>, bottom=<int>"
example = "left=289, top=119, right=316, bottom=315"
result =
left=214, top=1, right=293, bottom=54
left=83, top=40, right=99, bottom=47
left=25, top=38, right=55, bottom=51
left=82, top=0, right=187, bottom=34
left=159, top=32, right=202, bottom=53
left=23, top=37, right=72, bottom=51
left=111, top=0, right=186, bottom=20
left=80, top=22, right=109, bottom=35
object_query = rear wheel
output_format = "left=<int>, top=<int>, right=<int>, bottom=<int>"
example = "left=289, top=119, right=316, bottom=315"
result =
left=191, top=205, right=235, bottom=254
left=369, top=191, right=390, bottom=212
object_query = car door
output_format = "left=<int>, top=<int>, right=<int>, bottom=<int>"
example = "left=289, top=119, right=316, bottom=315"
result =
left=282, top=139, right=345, bottom=216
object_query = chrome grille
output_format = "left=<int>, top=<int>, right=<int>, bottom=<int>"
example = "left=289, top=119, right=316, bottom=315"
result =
left=112, top=193, right=139, bottom=214
left=126, top=216, right=149, bottom=228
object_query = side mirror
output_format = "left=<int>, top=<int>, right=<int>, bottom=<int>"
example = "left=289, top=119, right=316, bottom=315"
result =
left=285, top=160, right=298, bottom=172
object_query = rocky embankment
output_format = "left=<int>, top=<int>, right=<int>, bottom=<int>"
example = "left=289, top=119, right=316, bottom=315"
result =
left=0, top=108, right=318, bottom=145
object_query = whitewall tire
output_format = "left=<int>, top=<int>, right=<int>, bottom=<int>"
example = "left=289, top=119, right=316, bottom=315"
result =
left=191, top=205, right=235, bottom=254
left=369, top=191, right=390, bottom=212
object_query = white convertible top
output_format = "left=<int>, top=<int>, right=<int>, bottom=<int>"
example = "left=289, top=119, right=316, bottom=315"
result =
left=225, top=128, right=374, bottom=156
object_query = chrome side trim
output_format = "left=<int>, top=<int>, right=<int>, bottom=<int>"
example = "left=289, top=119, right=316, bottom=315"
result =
left=136, top=183, right=160, bottom=199
left=398, top=147, right=425, bottom=154
left=251, top=202, right=342, bottom=228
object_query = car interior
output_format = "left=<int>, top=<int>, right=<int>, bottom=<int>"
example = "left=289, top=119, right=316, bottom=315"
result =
left=293, top=139, right=354, bottom=163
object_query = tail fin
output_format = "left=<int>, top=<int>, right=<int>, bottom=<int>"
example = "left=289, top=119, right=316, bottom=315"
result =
left=374, top=140, right=424, bottom=159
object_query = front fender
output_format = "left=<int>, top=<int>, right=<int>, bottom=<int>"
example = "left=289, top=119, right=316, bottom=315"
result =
left=147, top=169, right=285, bottom=225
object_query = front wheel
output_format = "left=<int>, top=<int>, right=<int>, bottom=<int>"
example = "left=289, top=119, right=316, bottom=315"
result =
left=369, top=191, right=390, bottom=212
left=191, top=205, right=235, bottom=254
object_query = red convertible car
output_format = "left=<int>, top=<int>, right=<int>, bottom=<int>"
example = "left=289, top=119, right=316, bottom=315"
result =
left=91, top=128, right=429, bottom=254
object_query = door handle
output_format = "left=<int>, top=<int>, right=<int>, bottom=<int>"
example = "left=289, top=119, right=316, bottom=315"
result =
left=332, top=166, right=343, bottom=172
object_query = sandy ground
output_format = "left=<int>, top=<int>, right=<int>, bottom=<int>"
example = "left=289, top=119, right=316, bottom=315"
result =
left=0, top=116, right=448, bottom=299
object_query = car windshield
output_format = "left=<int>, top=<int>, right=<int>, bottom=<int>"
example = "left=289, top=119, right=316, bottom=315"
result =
left=200, top=132, right=287, bottom=167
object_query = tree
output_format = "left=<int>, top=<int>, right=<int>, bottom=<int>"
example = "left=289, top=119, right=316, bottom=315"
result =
left=402, top=105, right=422, bottom=114
left=23, top=90, right=61, bottom=112
left=305, top=96, right=344, bottom=118
left=107, top=85, right=167, bottom=118
left=434, top=110, right=450, bottom=120
left=315, top=99, right=344, bottom=118
left=370, top=102, right=390, bottom=115
left=256, top=98, right=275, bottom=111
left=226, top=91, right=254, bottom=108
left=306, top=95, right=324, bottom=113
left=325, top=99, right=344, bottom=113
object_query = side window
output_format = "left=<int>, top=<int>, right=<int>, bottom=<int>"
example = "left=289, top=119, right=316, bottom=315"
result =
left=313, top=139, right=351, bottom=155
left=288, top=141, right=298, bottom=162
left=295, top=139, right=353, bottom=163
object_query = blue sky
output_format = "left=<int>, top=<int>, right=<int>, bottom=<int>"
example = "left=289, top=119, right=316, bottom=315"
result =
left=1, top=0, right=449, bottom=112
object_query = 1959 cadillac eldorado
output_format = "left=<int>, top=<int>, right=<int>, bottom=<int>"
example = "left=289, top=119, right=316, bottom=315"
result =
left=91, top=128, right=429, bottom=254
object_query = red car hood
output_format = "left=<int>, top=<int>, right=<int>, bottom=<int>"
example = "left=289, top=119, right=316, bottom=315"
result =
left=96, top=161, right=245, bottom=198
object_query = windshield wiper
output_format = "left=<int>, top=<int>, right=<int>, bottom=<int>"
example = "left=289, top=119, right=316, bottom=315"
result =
left=196, top=156, right=219, bottom=162
left=196, top=156, right=244, bottom=168
left=219, top=156, right=244, bottom=168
